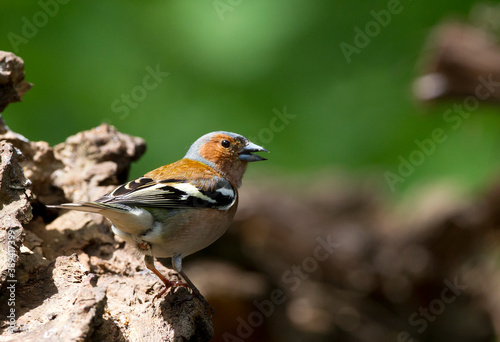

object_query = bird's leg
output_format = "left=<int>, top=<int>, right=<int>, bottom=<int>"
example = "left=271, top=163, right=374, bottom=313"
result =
left=172, top=254, right=214, bottom=317
left=144, top=255, right=179, bottom=300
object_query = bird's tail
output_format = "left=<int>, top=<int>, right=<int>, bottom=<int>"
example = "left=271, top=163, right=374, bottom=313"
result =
left=47, top=202, right=112, bottom=214
left=48, top=202, right=150, bottom=236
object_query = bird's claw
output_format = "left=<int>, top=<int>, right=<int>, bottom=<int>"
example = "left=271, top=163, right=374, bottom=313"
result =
left=153, top=287, right=168, bottom=301
left=153, top=280, right=189, bottom=300
left=172, top=281, right=189, bottom=288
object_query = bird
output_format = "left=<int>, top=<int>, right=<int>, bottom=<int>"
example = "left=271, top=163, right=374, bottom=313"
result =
left=48, top=131, right=268, bottom=315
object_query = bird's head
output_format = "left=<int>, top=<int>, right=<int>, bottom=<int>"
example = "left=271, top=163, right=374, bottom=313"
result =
left=184, top=131, right=268, bottom=187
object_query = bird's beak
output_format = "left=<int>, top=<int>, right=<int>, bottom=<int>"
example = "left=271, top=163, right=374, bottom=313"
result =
left=238, top=141, right=269, bottom=162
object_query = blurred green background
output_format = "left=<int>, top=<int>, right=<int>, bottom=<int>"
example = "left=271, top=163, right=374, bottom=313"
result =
left=2, top=0, right=500, bottom=194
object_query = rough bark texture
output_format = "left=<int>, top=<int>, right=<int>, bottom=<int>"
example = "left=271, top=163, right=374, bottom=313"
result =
left=0, top=51, right=32, bottom=114
left=0, top=51, right=213, bottom=342
left=0, top=141, right=32, bottom=285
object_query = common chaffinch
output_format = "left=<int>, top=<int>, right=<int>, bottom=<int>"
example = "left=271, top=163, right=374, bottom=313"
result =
left=49, top=131, right=268, bottom=315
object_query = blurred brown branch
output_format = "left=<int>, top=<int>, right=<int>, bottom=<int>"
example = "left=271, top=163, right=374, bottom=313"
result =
left=413, top=21, right=500, bottom=103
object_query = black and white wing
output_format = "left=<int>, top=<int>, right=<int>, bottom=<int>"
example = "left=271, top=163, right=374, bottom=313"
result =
left=96, top=176, right=236, bottom=210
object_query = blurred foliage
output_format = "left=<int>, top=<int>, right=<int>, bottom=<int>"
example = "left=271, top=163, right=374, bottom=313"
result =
left=1, top=0, right=499, bottom=194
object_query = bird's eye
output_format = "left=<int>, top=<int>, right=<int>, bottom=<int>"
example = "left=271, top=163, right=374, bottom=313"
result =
left=221, top=140, right=231, bottom=148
